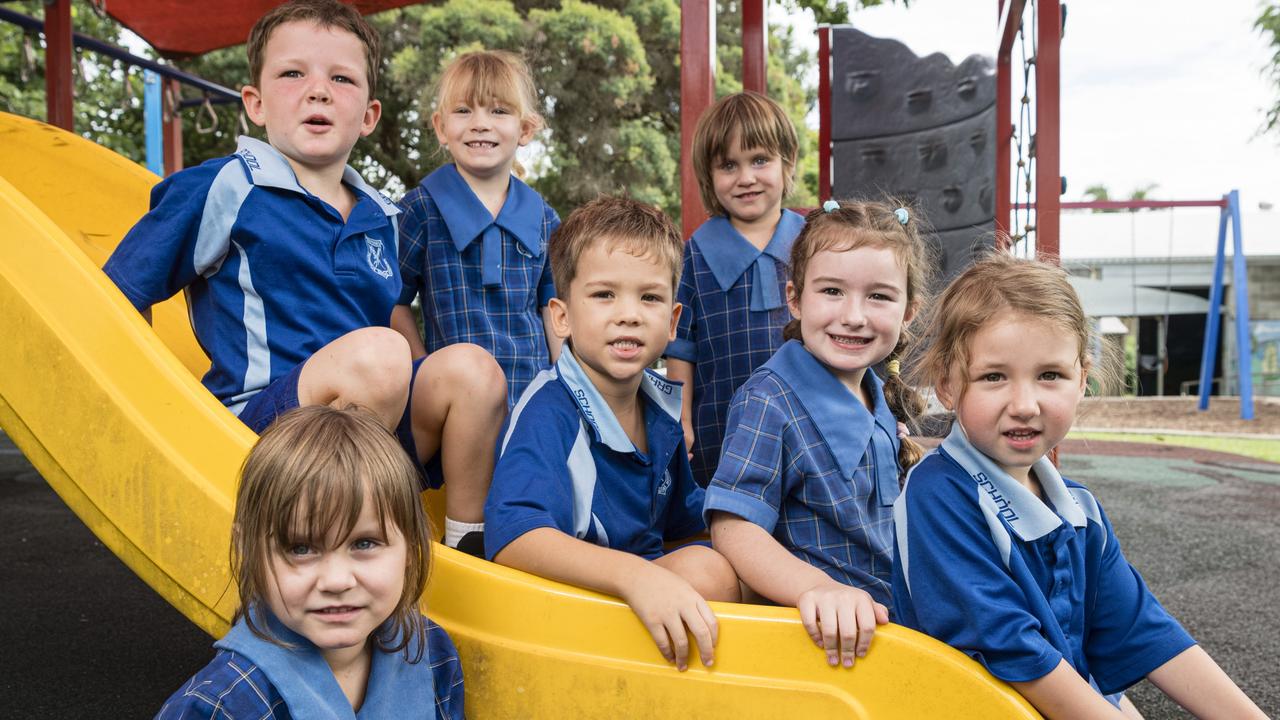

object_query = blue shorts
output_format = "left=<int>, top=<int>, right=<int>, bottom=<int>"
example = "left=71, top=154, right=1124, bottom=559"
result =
left=237, top=356, right=440, bottom=489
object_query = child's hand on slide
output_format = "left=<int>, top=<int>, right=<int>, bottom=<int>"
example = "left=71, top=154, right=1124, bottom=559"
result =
left=797, top=581, right=889, bottom=668
left=621, top=562, right=719, bottom=672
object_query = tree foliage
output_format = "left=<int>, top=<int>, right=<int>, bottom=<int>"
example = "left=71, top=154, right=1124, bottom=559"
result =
left=0, top=1, right=147, bottom=162
left=1257, top=2, right=1280, bottom=137
left=1, top=0, right=891, bottom=220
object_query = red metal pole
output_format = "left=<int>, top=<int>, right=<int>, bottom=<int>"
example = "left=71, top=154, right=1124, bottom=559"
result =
left=681, top=0, right=715, bottom=239
left=996, top=1, right=1023, bottom=247
left=817, top=25, right=831, bottom=202
left=1034, top=0, right=1061, bottom=263
left=43, top=0, right=74, bottom=131
left=742, top=0, right=767, bottom=95
left=163, top=77, right=184, bottom=175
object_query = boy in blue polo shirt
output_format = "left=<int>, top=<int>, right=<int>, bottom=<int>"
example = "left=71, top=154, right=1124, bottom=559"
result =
left=102, top=0, right=504, bottom=552
left=484, top=197, right=740, bottom=672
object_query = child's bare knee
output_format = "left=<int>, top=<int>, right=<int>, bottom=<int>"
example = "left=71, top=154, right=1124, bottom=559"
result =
left=341, top=328, right=411, bottom=396
left=433, top=343, right=506, bottom=405
left=676, top=545, right=741, bottom=602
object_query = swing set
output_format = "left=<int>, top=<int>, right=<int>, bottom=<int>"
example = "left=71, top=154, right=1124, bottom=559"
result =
left=990, top=0, right=1255, bottom=420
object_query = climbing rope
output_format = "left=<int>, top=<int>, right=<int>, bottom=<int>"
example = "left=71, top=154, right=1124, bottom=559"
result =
left=1010, top=1, right=1039, bottom=258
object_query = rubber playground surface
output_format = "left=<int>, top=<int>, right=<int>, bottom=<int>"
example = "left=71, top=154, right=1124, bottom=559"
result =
left=1, top=430, right=1276, bottom=718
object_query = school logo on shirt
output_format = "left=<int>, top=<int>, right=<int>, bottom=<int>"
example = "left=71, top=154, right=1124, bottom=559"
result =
left=657, top=471, right=673, bottom=496
left=974, top=472, right=1020, bottom=523
left=365, top=236, right=394, bottom=279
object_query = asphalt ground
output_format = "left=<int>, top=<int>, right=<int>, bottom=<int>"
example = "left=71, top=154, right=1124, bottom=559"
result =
left=1, top=431, right=1277, bottom=718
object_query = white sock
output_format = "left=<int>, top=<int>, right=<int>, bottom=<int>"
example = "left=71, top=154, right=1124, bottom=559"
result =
left=444, top=518, right=485, bottom=548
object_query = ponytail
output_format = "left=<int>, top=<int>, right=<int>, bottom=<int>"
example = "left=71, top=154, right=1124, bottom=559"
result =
left=881, top=333, right=926, bottom=479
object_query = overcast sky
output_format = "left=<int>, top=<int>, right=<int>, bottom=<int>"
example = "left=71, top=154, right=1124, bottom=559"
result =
left=783, top=0, right=1280, bottom=210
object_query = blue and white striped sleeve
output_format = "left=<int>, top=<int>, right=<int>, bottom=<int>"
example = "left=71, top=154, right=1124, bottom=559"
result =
left=893, top=463, right=1063, bottom=683
left=1083, top=497, right=1195, bottom=693
left=483, top=388, right=581, bottom=560
left=104, top=159, right=237, bottom=313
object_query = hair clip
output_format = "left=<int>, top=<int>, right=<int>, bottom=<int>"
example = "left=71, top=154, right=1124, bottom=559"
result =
left=822, top=199, right=840, bottom=213
left=886, top=359, right=901, bottom=377
left=894, top=207, right=910, bottom=225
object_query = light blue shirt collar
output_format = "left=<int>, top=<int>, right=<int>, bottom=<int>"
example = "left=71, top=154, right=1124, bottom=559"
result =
left=941, top=424, right=1087, bottom=541
left=215, top=607, right=434, bottom=719
left=233, top=136, right=399, bottom=218
left=422, top=164, right=544, bottom=287
left=763, top=339, right=900, bottom=483
left=693, top=210, right=804, bottom=311
left=555, top=349, right=682, bottom=453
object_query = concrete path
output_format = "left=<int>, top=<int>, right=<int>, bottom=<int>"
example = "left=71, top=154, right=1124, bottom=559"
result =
left=1, top=432, right=1276, bottom=717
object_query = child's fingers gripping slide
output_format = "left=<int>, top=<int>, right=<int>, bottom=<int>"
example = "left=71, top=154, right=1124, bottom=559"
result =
left=620, top=561, right=720, bottom=672
left=796, top=582, right=890, bottom=668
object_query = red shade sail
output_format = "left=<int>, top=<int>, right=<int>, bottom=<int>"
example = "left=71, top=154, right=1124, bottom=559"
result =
left=102, top=1, right=424, bottom=57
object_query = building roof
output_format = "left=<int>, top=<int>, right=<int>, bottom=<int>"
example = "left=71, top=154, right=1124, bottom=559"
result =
left=1058, top=207, right=1280, bottom=261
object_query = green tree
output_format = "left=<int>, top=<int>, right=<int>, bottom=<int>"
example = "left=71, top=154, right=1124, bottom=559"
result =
left=1258, top=2, right=1280, bottom=136
left=2, top=0, right=892, bottom=220
left=0, top=1, right=147, bottom=164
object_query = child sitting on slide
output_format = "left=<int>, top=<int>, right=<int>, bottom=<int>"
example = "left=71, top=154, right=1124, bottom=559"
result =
left=893, top=253, right=1266, bottom=718
left=484, top=197, right=740, bottom=672
left=102, top=0, right=503, bottom=553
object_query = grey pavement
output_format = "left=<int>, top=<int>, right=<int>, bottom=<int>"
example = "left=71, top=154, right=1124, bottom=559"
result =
left=1, top=431, right=1277, bottom=717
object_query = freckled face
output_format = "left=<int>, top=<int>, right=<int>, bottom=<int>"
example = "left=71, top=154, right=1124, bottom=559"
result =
left=241, top=21, right=381, bottom=174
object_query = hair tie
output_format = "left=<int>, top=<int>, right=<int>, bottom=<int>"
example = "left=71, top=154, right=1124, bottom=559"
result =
left=886, top=359, right=901, bottom=377
left=822, top=199, right=840, bottom=213
left=894, top=207, right=909, bottom=225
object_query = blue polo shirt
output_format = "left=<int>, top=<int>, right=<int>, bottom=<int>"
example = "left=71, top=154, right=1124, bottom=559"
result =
left=484, top=349, right=706, bottom=561
left=892, top=427, right=1196, bottom=693
left=665, top=210, right=804, bottom=485
left=156, top=610, right=463, bottom=719
left=703, top=339, right=902, bottom=604
left=397, top=164, right=560, bottom=408
left=103, top=137, right=401, bottom=416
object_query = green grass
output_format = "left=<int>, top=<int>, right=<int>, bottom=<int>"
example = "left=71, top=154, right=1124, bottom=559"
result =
left=1068, top=431, right=1280, bottom=464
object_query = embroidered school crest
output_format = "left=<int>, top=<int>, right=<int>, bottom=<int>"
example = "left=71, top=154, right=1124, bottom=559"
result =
left=365, top=236, right=393, bottom=279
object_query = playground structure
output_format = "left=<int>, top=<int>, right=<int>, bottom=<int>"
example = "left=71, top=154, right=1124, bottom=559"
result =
left=0, top=108, right=1041, bottom=718
left=0, top=2, right=1045, bottom=716
left=0, top=0, right=1262, bottom=714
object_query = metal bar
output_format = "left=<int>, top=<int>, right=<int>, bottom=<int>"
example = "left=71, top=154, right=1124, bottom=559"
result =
left=680, top=0, right=715, bottom=240
left=1227, top=190, right=1255, bottom=420
left=1, top=5, right=239, bottom=102
left=144, top=70, right=163, bottom=176
left=817, top=25, right=831, bottom=202
left=42, top=0, right=73, bottom=130
left=1016, top=199, right=1229, bottom=210
left=742, top=0, right=767, bottom=94
left=1197, top=198, right=1230, bottom=411
left=1034, top=0, right=1061, bottom=262
left=996, top=0, right=1024, bottom=247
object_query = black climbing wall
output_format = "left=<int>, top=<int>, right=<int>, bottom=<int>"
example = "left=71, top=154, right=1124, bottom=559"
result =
left=830, top=28, right=997, bottom=286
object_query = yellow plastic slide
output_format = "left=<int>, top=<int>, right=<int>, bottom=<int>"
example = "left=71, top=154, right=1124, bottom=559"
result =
left=0, top=111, right=1038, bottom=718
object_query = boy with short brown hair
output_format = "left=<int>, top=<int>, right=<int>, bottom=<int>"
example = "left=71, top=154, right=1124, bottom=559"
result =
left=103, top=0, right=503, bottom=553
left=485, top=196, right=739, bottom=671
